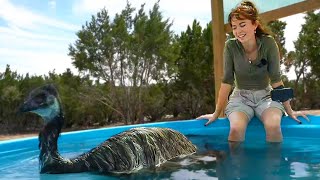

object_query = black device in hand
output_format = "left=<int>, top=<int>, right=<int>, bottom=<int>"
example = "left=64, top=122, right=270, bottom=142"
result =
left=271, top=88, right=294, bottom=102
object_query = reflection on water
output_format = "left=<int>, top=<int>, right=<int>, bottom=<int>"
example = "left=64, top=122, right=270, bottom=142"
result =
left=2, top=134, right=320, bottom=179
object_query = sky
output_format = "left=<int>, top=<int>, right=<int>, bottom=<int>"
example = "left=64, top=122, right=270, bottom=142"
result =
left=0, top=0, right=313, bottom=79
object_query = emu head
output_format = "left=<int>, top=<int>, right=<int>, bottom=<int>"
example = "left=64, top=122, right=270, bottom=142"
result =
left=20, top=84, right=61, bottom=123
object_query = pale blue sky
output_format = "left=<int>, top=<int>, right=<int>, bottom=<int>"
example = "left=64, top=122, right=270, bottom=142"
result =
left=0, top=0, right=311, bottom=79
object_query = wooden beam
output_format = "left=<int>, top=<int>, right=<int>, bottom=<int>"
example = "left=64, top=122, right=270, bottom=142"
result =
left=225, top=0, right=320, bottom=32
left=211, top=0, right=226, bottom=116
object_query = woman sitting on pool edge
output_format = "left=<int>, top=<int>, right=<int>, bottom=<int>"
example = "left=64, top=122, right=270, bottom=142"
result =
left=197, top=1, right=309, bottom=142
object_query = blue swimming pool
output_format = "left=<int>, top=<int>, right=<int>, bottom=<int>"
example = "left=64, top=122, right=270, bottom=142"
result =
left=0, top=115, right=319, bottom=179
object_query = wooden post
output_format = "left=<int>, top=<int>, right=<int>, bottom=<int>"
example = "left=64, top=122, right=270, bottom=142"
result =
left=211, top=0, right=226, bottom=117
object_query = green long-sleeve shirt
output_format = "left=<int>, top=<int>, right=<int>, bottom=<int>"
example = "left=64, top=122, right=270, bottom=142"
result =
left=222, top=35, right=282, bottom=90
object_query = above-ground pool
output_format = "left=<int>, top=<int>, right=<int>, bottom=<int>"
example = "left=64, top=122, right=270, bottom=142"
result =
left=1, top=115, right=320, bottom=180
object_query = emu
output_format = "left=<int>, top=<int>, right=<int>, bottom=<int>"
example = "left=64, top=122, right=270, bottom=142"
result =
left=19, top=84, right=197, bottom=174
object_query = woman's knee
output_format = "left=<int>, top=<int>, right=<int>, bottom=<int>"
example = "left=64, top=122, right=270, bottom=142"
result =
left=262, top=109, right=282, bottom=130
left=228, top=112, right=249, bottom=141
left=261, top=109, right=283, bottom=142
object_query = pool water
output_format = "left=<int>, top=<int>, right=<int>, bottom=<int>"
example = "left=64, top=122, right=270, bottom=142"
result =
left=1, top=117, right=320, bottom=179
left=1, top=134, right=320, bottom=179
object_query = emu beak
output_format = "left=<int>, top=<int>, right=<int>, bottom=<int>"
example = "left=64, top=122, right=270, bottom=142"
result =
left=19, top=101, right=32, bottom=113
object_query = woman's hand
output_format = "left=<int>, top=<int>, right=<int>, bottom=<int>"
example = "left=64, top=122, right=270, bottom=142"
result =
left=287, top=110, right=310, bottom=124
left=196, top=112, right=220, bottom=126
left=282, top=99, right=310, bottom=124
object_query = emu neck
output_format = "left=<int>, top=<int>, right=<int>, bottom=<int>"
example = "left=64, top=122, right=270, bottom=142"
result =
left=39, top=113, right=65, bottom=172
left=38, top=113, right=89, bottom=173
left=39, top=113, right=63, bottom=152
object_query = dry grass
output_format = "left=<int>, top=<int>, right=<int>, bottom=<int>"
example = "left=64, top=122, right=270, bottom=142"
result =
left=0, top=133, right=38, bottom=141
left=1, top=110, right=319, bottom=141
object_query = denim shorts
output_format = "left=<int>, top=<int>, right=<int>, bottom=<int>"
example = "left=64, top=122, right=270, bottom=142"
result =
left=225, top=86, right=286, bottom=120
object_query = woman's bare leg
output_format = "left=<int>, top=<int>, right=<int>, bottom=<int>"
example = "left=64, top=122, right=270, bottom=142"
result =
left=261, top=108, right=283, bottom=142
left=228, top=112, right=250, bottom=142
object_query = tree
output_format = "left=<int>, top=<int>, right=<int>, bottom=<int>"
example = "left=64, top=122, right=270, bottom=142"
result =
left=68, top=2, right=175, bottom=124
left=300, top=11, right=320, bottom=79
left=288, top=11, right=320, bottom=109
left=0, top=65, right=25, bottom=133
left=267, top=20, right=287, bottom=61
left=172, top=20, right=214, bottom=118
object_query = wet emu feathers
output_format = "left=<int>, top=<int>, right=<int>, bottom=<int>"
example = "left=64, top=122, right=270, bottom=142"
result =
left=20, top=84, right=197, bottom=174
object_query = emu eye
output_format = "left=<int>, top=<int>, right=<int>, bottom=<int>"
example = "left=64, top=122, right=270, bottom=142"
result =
left=34, top=93, right=46, bottom=104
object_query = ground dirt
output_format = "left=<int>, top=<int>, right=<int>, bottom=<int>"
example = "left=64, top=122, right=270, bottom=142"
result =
left=1, top=110, right=320, bottom=141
